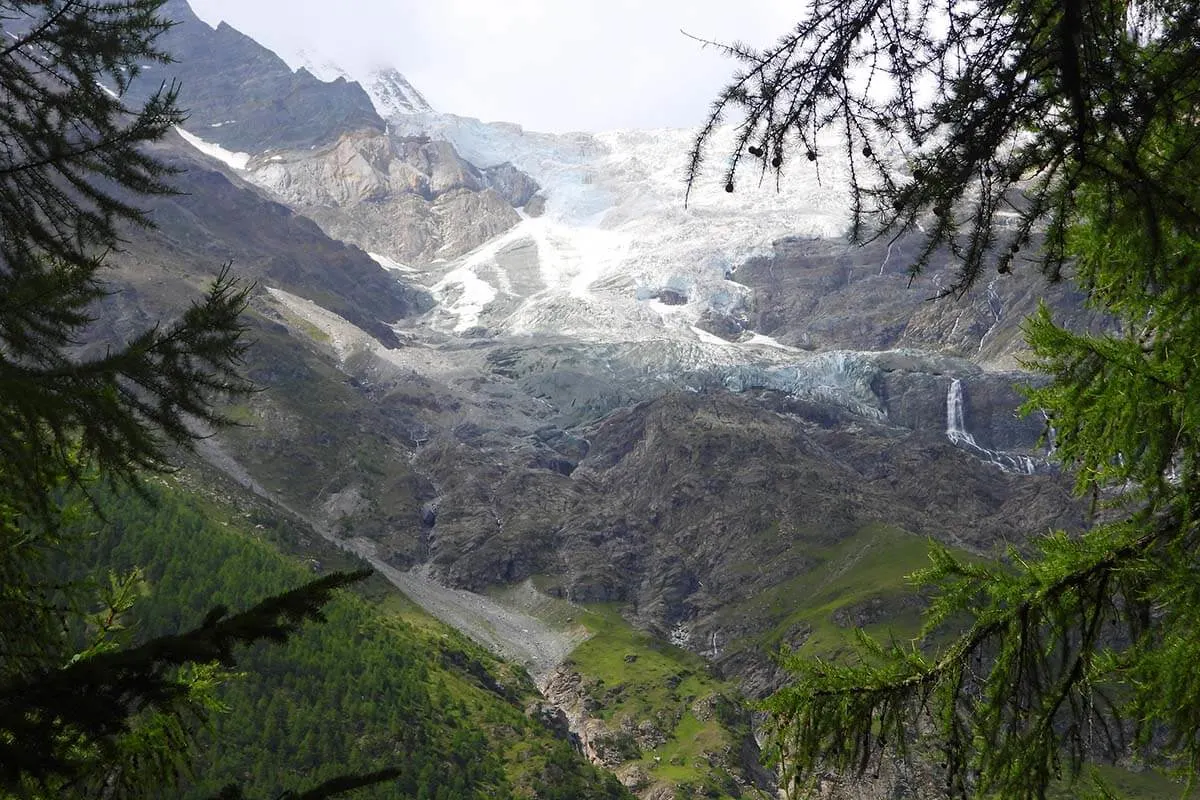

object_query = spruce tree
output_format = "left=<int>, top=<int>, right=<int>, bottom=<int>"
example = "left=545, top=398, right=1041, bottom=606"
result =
left=0, top=2, right=371, bottom=795
left=692, top=1, right=1200, bottom=797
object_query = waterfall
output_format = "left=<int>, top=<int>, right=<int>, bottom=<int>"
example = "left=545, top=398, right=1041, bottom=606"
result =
left=703, top=630, right=721, bottom=660
left=945, top=377, right=1038, bottom=475
left=1041, top=409, right=1057, bottom=458
left=946, top=378, right=977, bottom=446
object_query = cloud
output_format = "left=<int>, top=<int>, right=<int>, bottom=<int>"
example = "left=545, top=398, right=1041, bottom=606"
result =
left=186, top=0, right=797, bottom=133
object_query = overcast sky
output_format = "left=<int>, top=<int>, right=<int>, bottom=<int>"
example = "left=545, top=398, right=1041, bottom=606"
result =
left=186, top=1, right=798, bottom=133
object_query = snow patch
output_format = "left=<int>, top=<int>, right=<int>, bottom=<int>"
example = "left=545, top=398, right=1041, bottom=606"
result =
left=646, top=299, right=686, bottom=317
left=743, top=333, right=805, bottom=352
left=690, top=326, right=733, bottom=346
left=431, top=268, right=498, bottom=332
left=368, top=252, right=419, bottom=273
left=175, top=127, right=250, bottom=170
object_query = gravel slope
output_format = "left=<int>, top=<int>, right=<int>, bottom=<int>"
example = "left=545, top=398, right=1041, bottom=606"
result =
left=345, top=537, right=587, bottom=681
left=197, top=434, right=584, bottom=680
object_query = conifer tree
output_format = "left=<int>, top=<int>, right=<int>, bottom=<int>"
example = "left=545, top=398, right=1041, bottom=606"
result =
left=0, top=2, right=373, bottom=795
left=692, top=1, right=1200, bottom=797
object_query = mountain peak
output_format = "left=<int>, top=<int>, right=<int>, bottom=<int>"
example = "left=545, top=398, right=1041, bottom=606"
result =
left=366, top=66, right=433, bottom=117
left=289, top=49, right=431, bottom=118
left=291, top=47, right=348, bottom=83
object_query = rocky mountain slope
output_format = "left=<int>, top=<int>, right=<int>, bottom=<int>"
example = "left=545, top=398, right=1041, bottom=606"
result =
left=89, top=3, right=1109, bottom=796
left=129, top=0, right=383, bottom=152
left=249, top=130, right=535, bottom=264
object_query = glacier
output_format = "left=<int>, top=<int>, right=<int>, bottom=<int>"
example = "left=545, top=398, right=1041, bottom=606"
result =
left=167, top=50, right=1050, bottom=466
left=380, top=114, right=858, bottom=348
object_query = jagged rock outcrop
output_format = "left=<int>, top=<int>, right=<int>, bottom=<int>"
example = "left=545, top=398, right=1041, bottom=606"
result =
left=482, top=162, right=542, bottom=207
left=292, top=52, right=433, bottom=119
left=247, top=132, right=533, bottom=264
left=366, top=67, right=433, bottom=116
left=307, top=187, right=519, bottom=266
left=251, top=133, right=488, bottom=205
left=539, top=667, right=623, bottom=769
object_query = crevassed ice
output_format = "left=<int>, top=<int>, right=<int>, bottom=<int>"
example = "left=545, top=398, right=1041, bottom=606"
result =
left=392, top=114, right=857, bottom=347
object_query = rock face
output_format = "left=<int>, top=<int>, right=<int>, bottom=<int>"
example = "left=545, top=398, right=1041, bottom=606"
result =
left=735, top=233, right=1101, bottom=369
left=254, top=134, right=489, bottom=205
left=133, top=1, right=384, bottom=152
left=131, top=133, right=429, bottom=345
left=392, top=385, right=1080, bottom=688
left=139, top=133, right=431, bottom=345
left=247, top=132, right=534, bottom=264
left=483, top=162, right=542, bottom=207
left=96, top=182, right=435, bottom=560
left=539, top=667, right=618, bottom=768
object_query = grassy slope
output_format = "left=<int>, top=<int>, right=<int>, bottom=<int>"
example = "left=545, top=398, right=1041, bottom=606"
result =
left=482, top=525, right=939, bottom=799
left=495, top=585, right=765, bottom=800
left=568, top=604, right=751, bottom=797
left=730, top=522, right=934, bottom=659
left=514, top=521, right=1191, bottom=800
left=76, top=479, right=629, bottom=800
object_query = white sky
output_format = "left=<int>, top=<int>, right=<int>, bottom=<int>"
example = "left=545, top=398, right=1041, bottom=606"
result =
left=186, top=1, right=798, bottom=133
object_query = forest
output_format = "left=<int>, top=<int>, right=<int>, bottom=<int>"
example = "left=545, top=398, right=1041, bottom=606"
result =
left=69, top=480, right=629, bottom=800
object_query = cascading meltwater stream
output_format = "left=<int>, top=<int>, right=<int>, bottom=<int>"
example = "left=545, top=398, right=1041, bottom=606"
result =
left=945, top=377, right=1038, bottom=475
